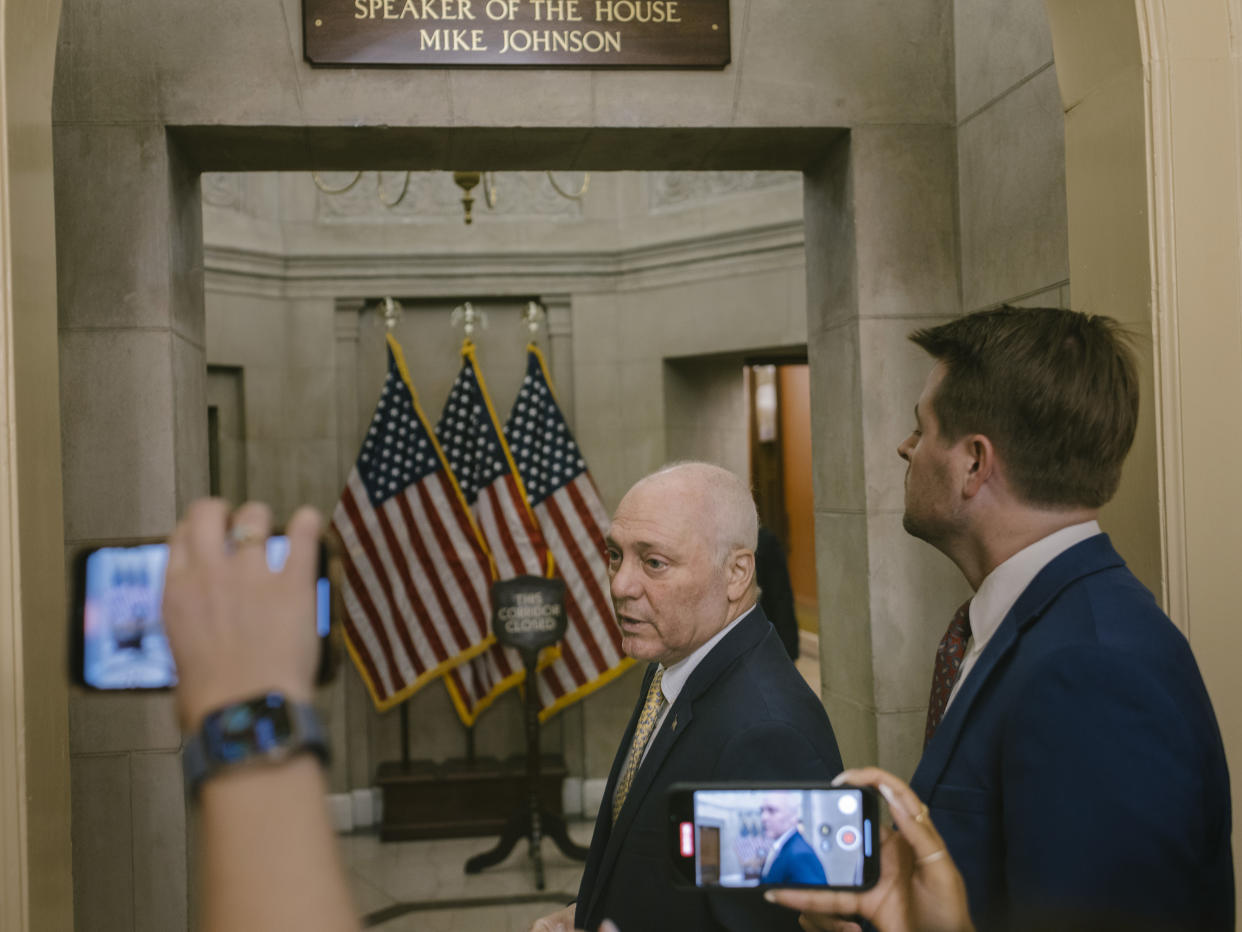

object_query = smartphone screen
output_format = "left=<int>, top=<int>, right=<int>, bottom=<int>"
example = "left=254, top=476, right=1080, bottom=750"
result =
left=669, top=784, right=879, bottom=890
left=74, top=537, right=331, bottom=690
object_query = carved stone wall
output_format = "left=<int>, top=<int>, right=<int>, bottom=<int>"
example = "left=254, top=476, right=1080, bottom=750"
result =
left=201, top=172, right=246, bottom=210
left=201, top=170, right=806, bottom=227
left=647, top=170, right=801, bottom=212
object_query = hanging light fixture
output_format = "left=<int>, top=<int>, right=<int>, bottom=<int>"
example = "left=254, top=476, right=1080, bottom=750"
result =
left=451, top=171, right=496, bottom=225
left=310, top=169, right=589, bottom=225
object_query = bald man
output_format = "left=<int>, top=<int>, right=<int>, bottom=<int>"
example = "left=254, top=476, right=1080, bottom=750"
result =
left=533, top=463, right=843, bottom=932
left=759, top=793, right=827, bottom=887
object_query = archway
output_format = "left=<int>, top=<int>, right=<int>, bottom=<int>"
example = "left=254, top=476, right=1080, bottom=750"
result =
left=53, top=77, right=966, bottom=931
left=0, top=0, right=73, bottom=928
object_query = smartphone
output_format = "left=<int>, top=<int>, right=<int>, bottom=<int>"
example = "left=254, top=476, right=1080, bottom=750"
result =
left=70, top=536, right=332, bottom=690
left=668, top=783, right=879, bottom=891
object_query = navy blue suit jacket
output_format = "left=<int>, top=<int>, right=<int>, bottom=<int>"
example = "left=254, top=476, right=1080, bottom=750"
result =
left=574, top=607, right=844, bottom=932
left=761, top=830, right=827, bottom=886
left=910, top=534, right=1234, bottom=931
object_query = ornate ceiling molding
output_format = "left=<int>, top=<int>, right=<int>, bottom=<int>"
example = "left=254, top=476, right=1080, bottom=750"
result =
left=313, top=171, right=586, bottom=223
left=203, top=219, right=805, bottom=299
left=647, top=170, right=801, bottom=211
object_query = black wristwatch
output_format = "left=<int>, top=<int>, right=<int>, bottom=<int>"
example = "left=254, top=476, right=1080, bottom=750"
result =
left=182, top=692, right=329, bottom=796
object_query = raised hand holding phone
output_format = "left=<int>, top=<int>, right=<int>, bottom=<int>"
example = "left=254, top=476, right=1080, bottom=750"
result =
left=160, top=499, right=360, bottom=932
left=764, top=768, right=974, bottom=932
left=162, top=500, right=322, bottom=732
left=73, top=511, right=331, bottom=694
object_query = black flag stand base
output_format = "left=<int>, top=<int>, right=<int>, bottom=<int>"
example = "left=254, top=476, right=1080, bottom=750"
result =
left=464, top=652, right=589, bottom=889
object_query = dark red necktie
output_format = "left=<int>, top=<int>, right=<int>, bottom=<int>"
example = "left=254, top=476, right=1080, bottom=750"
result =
left=924, top=601, right=972, bottom=747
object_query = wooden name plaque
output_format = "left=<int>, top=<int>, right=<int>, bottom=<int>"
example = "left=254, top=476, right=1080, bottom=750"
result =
left=304, top=0, right=730, bottom=67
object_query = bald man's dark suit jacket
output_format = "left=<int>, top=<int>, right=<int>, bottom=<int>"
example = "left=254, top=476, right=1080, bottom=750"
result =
left=910, top=534, right=1234, bottom=931
left=574, top=606, right=843, bottom=932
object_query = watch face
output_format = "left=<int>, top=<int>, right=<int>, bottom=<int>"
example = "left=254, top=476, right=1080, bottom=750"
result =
left=204, top=693, right=294, bottom=764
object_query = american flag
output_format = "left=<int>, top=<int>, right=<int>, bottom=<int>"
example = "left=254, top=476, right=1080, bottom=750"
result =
left=732, top=814, right=770, bottom=881
left=506, top=345, right=633, bottom=720
left=435, top=341, right=555, bottom=725
left=332, top=333, right=497, bottom=712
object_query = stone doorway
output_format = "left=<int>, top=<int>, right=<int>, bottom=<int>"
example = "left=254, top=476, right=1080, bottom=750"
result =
left=56, top=120, right=962, bottom=932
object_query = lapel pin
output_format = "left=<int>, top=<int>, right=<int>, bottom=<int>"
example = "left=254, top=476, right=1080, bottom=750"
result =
left=671, top=715, right=678, bottom=731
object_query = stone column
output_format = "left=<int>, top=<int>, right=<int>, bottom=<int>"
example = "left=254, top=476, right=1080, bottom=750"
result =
left=541, top=293, right=575, bottom=427
left=535, top=292, right=589, bottom=791
left=804, top=127, right=970, bottom=779
left=56, top=124, right=206, bottom=932
left=334, top=299, right=366, bottom=493
left=333, top=298, right=379, bottom=791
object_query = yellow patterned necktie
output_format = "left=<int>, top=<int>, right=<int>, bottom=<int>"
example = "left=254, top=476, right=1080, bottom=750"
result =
left=612, top=668, right=665, bottom=824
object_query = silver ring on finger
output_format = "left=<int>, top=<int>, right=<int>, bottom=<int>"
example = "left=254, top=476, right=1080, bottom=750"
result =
left=916, top=848, right=947, bottom=866
left=228, top=524, right=264, bottom=549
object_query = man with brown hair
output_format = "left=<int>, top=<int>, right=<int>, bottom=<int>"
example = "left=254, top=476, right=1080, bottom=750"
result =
left=900, top=307, right=1233, bottom=931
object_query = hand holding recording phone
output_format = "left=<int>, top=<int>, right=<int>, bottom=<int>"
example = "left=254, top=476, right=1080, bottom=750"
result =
left=159, top=499, right=361, bottom=932
left=161, top=501, right=325, bottom=731
left=764, top=768, right=974, bottom=932
left=668, top=783, right=880, bottom=892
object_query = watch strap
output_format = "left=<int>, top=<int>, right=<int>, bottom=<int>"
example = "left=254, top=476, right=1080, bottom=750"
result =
left=183, top=693, right=329, bottom=796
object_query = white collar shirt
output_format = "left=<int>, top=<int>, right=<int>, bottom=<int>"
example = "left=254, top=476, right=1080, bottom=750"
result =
left=945, top=520, right=1101, bottom=711
left=637, top=603, right=756, bottom=767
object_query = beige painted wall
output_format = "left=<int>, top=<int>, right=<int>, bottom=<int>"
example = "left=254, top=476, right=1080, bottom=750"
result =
left=205, top=291, right=339, bottom=523
left=1046, top=0, right=1242, bottom=917
left=663, top=355, right=749, bottom=477
left=0, top=0, right=73, bottom=929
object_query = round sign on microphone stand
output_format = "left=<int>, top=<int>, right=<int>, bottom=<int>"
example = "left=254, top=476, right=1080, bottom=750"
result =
left=464, top=575, right=589, bottom=888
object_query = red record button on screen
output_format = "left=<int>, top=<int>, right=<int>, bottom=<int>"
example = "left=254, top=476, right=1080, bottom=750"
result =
left=837, top=826, right=861, bottom=851
left=680, top=822, right=695, bottom=857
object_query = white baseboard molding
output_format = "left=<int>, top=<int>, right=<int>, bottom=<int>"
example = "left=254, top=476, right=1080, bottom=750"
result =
left=562, top=777, right=584, bottom=817
left=328, top=793, right=354, bottom=833
left=329, top=787, right=383, bottom=834
left=582, top=778, right=609, bottom=819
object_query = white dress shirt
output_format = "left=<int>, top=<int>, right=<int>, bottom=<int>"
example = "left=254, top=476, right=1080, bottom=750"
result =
left=945, top=520, right=1101, bottom=711
left=637, top=603, right=756, bottom=767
